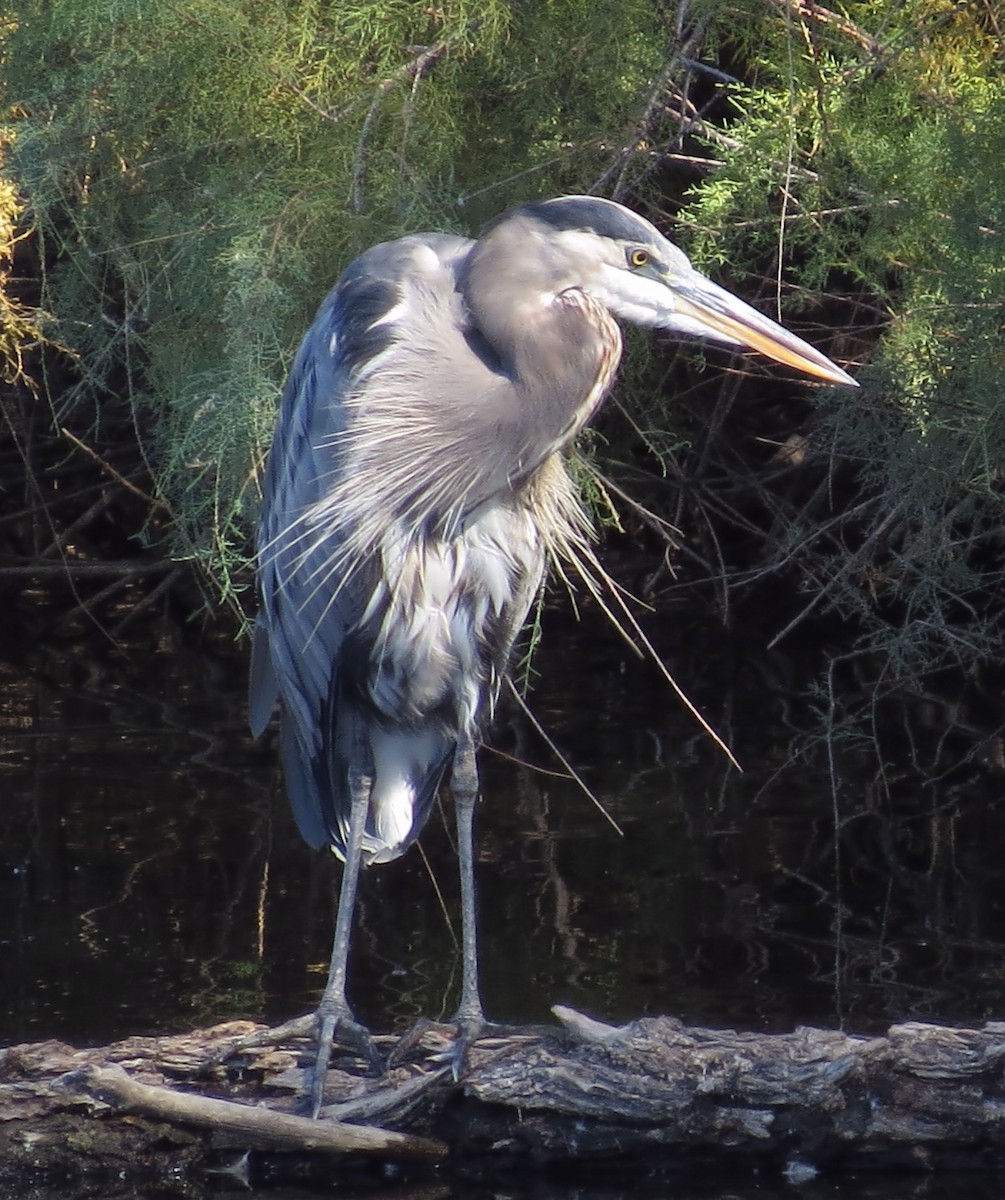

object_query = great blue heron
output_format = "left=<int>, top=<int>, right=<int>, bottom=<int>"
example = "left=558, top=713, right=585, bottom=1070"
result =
left=249, top=195, right=856, bottom=1112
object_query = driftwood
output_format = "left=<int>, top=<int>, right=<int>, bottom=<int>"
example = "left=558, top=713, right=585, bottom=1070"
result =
left=5, top=1008, right=1005, bottom=1185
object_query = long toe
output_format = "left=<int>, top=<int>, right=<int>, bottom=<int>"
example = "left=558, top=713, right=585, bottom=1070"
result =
left=307, top=1007, right=384, bottom=1117
left=202, top=1012, right=323, bottom=1072
left=388, top=1011, right=494, bottom=1079
left=386, top=1015, right=455, bottom=1068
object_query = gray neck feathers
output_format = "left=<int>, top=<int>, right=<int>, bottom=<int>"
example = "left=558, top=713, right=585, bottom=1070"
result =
left=460, top=216, right=622, bottom=474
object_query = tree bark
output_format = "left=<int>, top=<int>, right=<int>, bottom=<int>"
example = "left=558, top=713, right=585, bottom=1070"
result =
left=5, top=1010, right=1005, bottom=1185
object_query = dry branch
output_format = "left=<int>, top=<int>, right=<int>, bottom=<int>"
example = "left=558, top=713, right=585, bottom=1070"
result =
left=0, top=560, right=179, bottom=579
left=64, top=1062, right=445, bottom=1158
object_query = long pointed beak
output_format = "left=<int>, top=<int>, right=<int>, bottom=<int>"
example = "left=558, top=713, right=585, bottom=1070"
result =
left=668, top=270, right=858, bottom=387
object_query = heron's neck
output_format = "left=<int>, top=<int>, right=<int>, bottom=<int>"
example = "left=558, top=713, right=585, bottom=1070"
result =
left=462, top=235, right=622, bottom=467
left=512, top=289, right=621, bottom=449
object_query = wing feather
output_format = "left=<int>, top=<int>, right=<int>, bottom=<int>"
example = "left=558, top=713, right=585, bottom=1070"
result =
left=252, top=234, right=484, bottom=858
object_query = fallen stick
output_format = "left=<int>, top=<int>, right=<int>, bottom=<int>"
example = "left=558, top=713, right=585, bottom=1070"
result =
left=60, top=1063, right=446, bottom=1159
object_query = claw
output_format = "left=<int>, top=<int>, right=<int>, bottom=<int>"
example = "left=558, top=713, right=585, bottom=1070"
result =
left=448, top=1011, right=487, bottom=1081
left=307, top=1006, right=383, bottom=1116
left=205, top=1006, right=383, bottom=1116
left=388, top=1010, right=492, bottom=1080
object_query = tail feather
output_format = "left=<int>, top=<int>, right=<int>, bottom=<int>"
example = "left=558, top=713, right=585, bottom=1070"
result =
left=248, top=616, right=279, bottom=738
left=278, top=717, right=331, bottom=850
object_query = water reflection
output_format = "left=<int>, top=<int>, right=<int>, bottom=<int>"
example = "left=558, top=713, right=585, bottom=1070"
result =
left=2, top=600, right=1005, bottom=1054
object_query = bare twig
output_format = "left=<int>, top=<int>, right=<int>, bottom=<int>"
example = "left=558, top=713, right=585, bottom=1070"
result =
left=60, top=427, right=165, bottom=509
left=767, top=501, right=908, bottom=649
left=63, top=1063, right=446, bottom=1158
left=765, top=0, right=882, bottom=55
left=111, top=565, right=186, bottom=635
left=351, top=40, right=455, bottom=213
left=0, top=559, right=177, bottom=579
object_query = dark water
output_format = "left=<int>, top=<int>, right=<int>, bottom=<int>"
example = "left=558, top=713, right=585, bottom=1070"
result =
left=3, top=595, right=1005, bottom=1199
left=14, top=1175, right=1005, bottom=1200
left=12, top=1178, right=1005, bottom=1200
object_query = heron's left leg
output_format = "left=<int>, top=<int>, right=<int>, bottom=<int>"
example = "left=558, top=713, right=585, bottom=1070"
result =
left=201, top=772, right=379, bottom=1106
left=309, top=768, right=381, bottom=1115
left=452, top=732, right=486, bottom=1034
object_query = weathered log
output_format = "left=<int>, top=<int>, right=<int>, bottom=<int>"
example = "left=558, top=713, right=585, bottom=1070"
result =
left=5, top=1010, right=1005, bottom=1185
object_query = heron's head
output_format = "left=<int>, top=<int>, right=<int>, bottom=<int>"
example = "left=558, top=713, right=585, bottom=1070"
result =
left=515, top=196, right=856, bottom=387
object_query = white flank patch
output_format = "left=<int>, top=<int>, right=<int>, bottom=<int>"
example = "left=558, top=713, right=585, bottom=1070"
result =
left=372, top=779, right=415, bottom=853
left=367, top=728, right=443, bottom=859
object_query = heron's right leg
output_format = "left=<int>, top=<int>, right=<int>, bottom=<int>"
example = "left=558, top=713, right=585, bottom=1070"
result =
left=202, top=773, right=379, bottom=1104
left=308, top=769, right=381, bottom=1115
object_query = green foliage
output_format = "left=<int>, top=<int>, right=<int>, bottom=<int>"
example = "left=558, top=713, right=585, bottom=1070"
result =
left=0, top=130, right=50, bottom=386
left=679, top=0, right=1005, bottom=681
left=3, top=0, right=1004, bottom=692
left=1, top=0, right=664, bottom=596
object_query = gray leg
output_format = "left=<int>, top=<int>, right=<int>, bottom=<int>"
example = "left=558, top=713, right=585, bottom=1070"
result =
left=384, top=734, right=490, bottom=1072
left=452, top=734, right=485, bottom=1031
left=309, top=772, right=381, bottom=1116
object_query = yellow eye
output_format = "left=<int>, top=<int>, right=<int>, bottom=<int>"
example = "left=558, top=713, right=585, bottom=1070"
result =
left=628, top=248, right=650, bottom=269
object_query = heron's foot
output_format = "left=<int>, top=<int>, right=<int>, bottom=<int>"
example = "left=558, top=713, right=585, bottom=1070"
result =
left=203, top=1007, right=383, bottom=1115
left=448, top=1009, right=491, bottom=1081
left=389, top=1008, right=506, bottom=1079
left=305, top=1005, right=383, bottom=1117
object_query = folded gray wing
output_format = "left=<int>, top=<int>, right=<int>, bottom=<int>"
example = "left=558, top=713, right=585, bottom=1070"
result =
left=249, top=234, right=473, bottom=853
